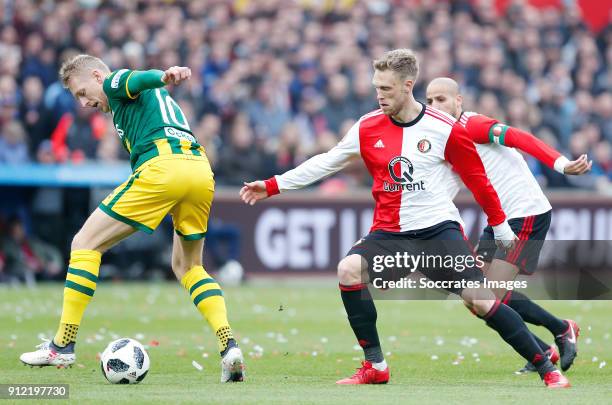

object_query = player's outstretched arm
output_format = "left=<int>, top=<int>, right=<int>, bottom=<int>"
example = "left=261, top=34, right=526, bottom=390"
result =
left=124, top=67, right=192, bottom=97
left=445, top=123, right=517, bottom=250
left=465, top=114, right=592, bottom=175
left=240, top=120, right=361, bottom=205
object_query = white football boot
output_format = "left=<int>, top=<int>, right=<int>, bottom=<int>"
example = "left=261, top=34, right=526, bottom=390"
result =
left=220, top=346, right=245, bottom=382
left=20, top=339, right=76, bottom=368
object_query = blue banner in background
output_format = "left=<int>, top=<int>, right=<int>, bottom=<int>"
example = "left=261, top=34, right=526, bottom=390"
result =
left=0, top=163, right=132, bottom=187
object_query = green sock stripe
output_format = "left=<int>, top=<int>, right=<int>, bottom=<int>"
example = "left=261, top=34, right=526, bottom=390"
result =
left=68, top=267, right=98, bottom=283
left=189, top=278, right=216, bottom=295
left=193, top=289, right=223, bottom=306
left=65, top=280, right=95, bottom=297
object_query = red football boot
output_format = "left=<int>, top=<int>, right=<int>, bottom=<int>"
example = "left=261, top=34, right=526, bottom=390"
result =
left=543, top=370, right=571, bottom=388
left=336, top=361, right=389, bottom=385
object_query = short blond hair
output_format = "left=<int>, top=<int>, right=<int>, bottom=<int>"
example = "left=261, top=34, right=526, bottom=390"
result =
left=373, top=49, right=419, bottom=81
left=59, top=54, right=110, bottom=88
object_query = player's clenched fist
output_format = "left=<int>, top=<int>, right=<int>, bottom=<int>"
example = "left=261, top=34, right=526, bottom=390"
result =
left=240, top=181, right=269, bottom=205
left=161, top=66, right=191, bottom=85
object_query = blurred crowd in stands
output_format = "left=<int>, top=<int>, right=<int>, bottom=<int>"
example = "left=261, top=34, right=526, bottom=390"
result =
left=0, top=0, right=610, bottom=282
left=0, top=0, right=609, bottom=188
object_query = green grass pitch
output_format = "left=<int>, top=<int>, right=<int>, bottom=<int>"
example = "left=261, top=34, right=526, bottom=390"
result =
left=1, top=280, right=611, bottom=404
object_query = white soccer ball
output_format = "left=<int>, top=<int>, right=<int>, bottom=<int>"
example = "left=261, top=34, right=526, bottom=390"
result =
left=100, top=338, right=150, bottom=384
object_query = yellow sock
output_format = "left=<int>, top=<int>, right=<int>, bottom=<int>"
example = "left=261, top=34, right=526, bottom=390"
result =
left=181, top=265, right=234, bottom=352
left=53, top=249, right=101, bottom=347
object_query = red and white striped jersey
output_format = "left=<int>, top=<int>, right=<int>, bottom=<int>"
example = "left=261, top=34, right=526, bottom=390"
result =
left=266, top=104, right=507, bottom=233
left=453, top=111, right=552, bottom=219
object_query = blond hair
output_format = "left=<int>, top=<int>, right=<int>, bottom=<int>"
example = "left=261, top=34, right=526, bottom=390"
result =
left=373, top=49, right=419, bottom=81
left=59, top=54, right=110, bottom=88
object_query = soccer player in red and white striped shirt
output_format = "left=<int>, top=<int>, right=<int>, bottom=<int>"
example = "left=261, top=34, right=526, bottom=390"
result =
left=427, top=77, right=590, bottom=375
left=241, top=50, right=569, bottom=388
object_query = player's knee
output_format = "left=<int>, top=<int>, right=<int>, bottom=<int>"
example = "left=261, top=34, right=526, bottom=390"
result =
left=468, top=299, right=495, bottom=317
left=461, top=287, right=496, bottom=316
left=337, top=256, right=362, bottom=285
left=71, top=231, right=95, bottom=252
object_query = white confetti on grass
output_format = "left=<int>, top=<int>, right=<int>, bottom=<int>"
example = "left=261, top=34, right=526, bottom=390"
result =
left=599, top=361, right=606, bottom=369
left=290, top=328, right=299, bottom=335
left=435, top=336, right=444, bottom=346
left=460, top=337, right=478, bottom=347
left=592, top=356, right=598, bottom=362
left=388, top=336, right=397, bottom=342
left=431, top=355, right=439, bottom=361
left=320, top=337, right=328, bottom=344
left=192, top=360, right=203, bottom=371
left=585, top=338, right=593, bottom=345
left=253, top=345, right=264, bottom=357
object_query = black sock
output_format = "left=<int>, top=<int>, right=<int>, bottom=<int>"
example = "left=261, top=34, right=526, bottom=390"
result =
left=531, top=332, right=551, bottom=352
left=482, top=301, right=555, bottom=378
left=505, top=291, right=567, bottom=336
left=484, top=323, right=550, bottom=353
left=340, top=283, right=383, bottom=363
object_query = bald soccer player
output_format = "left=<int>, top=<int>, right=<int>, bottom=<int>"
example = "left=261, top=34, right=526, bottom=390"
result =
left=427, top=77, right=590, bottom=374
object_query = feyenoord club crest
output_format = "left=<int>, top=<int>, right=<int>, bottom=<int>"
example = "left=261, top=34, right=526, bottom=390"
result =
left=417, top=139, right=431, bottom=153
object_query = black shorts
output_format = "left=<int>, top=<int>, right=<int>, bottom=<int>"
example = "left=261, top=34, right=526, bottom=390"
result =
left=347, top=220, right=484, bottom=295
left=476, top=210, right=551, bottom=274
